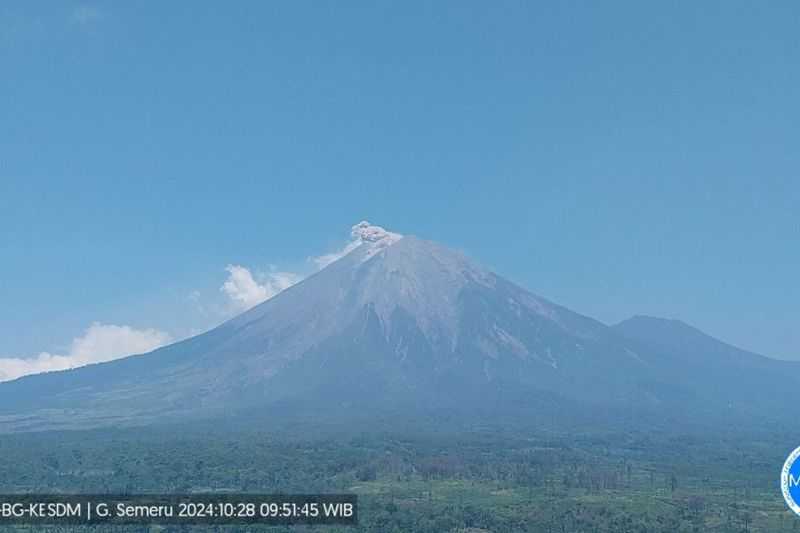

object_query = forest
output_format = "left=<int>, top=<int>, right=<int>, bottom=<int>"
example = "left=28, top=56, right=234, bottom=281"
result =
left=0, top=417, right=796, bottom=533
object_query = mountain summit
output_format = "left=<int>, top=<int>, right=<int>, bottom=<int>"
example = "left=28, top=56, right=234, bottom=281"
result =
left=0, top=223, right=796, bottom=431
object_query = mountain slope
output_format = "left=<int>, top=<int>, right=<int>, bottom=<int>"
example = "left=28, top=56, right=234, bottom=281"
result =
left=0, top=225, right=795, bottom=432
left=612, top=315, right=800, bottom=417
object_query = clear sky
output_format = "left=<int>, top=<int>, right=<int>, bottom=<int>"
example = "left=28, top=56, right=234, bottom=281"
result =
left=1, top=1, right=798, bottom=373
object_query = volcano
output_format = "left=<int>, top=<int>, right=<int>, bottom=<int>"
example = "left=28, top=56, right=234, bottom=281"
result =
left=0, top=222, right=796, bottom=432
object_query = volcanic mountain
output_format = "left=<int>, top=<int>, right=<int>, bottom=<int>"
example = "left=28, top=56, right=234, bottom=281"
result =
left=0, top=223, right=796, bottom=431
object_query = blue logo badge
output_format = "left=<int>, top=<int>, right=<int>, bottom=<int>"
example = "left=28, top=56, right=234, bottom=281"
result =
left=782, top=446, right=800, bottom=516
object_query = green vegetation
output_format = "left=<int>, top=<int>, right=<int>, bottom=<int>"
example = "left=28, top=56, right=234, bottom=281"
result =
left=0, top=423, right=797, bottom=532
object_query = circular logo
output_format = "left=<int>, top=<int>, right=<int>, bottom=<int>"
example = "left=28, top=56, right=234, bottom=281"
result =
left=782, top=446, right=800, bottom=516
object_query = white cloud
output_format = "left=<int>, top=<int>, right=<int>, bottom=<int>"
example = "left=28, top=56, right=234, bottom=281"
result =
left=312, top=240, right=362, bottom=269
left=221, top=265, right=302, bottom=312
left=0, top=222, right=403, bottom=381
left=0, top=323, right=171, bottom=383
left=220, top=222, right=401, bottom=313
left=219, top=223, right=399, bottom=309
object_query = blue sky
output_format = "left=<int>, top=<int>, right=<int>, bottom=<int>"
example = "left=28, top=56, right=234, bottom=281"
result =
left=0, top=1, right=798, bottom=374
